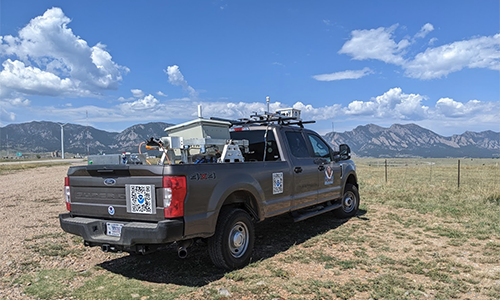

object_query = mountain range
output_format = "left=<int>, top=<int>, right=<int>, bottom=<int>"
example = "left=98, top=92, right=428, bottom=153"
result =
left=324, top=123, right=500, bottom=158
left=0, top=121, right=499, bottom=158
left=0, top=121, right=173, bottom=155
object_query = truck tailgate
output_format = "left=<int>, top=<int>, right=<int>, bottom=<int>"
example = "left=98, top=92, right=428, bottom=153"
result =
left=67, top=165, right=166, bottom=222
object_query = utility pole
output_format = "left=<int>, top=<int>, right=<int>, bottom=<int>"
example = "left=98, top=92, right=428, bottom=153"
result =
left=86, top=110, right=90, bottom=157
left=59, top=123, right=68, bottom=159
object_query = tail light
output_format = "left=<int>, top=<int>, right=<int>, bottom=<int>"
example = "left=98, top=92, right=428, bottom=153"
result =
left=162, top=176, right=187, bottom=218
left=64, top=177, right=71, bottom=211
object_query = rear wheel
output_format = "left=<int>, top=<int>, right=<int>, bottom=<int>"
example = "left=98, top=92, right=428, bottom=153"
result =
left=208, top=208, right=255, bottom=270
left=334, top=183, right=359, bottom=218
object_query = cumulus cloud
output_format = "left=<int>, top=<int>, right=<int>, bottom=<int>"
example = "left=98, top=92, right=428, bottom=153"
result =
left=165, top=65, right=198, bottom=98
left=313, top=67, right=373, bottom=81
left=8, top=97, right=31, bottom=106
left=0, top=59, right=80, bottom=96
left=435, top=98, right=488, bottom=117
left=107, top=96, right=341, bottom=123
left=344, top=100, right=377, bottom=116
left=340, top=88, right=500, bottom=133
left=404, top=34, right=500, bottom=79
left=344, top=87, right=429, bottom=120
left=119, top=94, right=161, bottom=112
left=114, top=89, right=495, bottom=128
left=415, top=23, right=434, bottom=39
left=194, top=101, right=341, bottom=122
left=0, top=7, right=128, bottom=99
left=35, top=95, right=339, bottom=126
left=9, top=86, right=499, bottom=137
left=131, top=89, right=144, bottom=98
left=338, top=23, right=500, bottom=80
left=291, top=102, right=341, bottom=120
left=339, top=24, right=409, bottom=65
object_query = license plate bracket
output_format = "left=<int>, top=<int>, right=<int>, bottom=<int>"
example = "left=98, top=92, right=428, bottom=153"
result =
left=106, top=222, right=124, bottom=237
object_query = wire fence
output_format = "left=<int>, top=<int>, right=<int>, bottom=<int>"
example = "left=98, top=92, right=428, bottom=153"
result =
left=356, top=158, right=500, bottom=190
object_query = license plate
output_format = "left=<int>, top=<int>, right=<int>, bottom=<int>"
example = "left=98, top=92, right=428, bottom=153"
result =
left=106, top=222, right=124, bottom=237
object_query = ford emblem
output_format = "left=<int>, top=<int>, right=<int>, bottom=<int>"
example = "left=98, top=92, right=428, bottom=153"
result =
left=104, top=178, right=116, bottom=186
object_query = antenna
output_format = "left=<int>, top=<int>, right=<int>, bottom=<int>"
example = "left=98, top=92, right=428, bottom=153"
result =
left=198, top=104, right=203, bottom=118
left=266, top=96, right=270, bottom=114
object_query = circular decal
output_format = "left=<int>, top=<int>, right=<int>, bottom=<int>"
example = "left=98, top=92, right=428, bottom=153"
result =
left=108, top=206, right=115, bottom=215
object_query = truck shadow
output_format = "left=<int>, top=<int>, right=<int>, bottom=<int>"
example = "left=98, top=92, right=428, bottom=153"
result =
left=98, top=209, right=367, bottom=287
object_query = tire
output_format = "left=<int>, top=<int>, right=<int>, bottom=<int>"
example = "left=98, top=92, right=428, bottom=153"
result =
left=334, top=183, right=360, bottom=218
left=208, top=208, right=255, bottom=270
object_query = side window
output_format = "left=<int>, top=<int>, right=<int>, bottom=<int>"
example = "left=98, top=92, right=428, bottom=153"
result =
left=285, top=131, right=310, bottom=158
left=307, top=134, right=332, bottom=161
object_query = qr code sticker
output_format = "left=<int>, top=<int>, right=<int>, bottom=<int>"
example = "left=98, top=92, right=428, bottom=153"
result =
left=127, top=185, right=154, bottom=214
left=273, top=172, right=283, bottom=195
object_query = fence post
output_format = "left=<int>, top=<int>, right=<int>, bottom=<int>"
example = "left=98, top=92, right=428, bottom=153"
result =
left=430, top=163, right=433, bottom=182
left=458, top=159, right=461, bottom=189
left=385, top=159, right=388, bottom=183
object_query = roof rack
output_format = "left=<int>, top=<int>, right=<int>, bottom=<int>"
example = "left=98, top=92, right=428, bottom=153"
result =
left=210, top=112, right=315, bottom=128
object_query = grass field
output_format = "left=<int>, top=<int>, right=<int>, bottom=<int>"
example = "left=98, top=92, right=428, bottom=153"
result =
left=3, top=158, right=500, bottom=299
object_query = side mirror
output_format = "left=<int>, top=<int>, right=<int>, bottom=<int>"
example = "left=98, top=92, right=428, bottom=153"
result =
left=339, top=144, right=351, bottom=160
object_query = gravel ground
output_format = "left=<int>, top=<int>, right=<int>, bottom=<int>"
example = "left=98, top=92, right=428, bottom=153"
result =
left=0, top=164, right=126, bottom=299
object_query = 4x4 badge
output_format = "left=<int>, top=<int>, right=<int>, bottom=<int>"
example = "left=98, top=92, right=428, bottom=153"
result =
left=104, top=178, right=116, bottom=186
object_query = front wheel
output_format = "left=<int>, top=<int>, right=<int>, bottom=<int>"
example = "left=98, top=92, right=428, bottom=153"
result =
left=208, top=208, right=255, bottom=270
left=334, top=183, right=360, bottom=218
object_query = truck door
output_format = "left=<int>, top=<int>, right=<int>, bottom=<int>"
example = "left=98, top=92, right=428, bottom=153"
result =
left=306, top=133, right=342, bottom=203
left=284, top=131, right=319, bottom=210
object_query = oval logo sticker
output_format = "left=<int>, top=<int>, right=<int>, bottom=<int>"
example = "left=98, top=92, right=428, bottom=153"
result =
left=108, top=206, right=115, bottom=215
left=104, top=178, right=116, bottom=186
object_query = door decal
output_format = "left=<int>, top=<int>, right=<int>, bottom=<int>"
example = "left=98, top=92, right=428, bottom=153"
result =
left=324, top=166, right=334, bottom=185
left=273, top=172, right=284, bottom=194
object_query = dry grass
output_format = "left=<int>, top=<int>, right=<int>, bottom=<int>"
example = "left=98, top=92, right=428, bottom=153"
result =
left=0, top=162, right=70, bottom=174
left=2, top=159, right=500, bottom=299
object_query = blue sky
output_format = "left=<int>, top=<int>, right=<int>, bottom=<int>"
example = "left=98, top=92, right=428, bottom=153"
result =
left=0, top=0, right=498, bottom=136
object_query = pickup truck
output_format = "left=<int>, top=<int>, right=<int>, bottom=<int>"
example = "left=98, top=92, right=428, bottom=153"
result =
left=59, top=113, right=359, bottom=270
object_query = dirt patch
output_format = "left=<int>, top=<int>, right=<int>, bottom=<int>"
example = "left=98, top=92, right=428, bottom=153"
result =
left=0, top=165, right=127, bottom=299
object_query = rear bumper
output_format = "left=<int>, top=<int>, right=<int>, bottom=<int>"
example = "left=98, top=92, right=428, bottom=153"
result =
left=59, top=213, right=184, bottom=251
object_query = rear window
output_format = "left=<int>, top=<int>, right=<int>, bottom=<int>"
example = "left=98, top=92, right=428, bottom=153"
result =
left=230, top=130, right=281, bottom=161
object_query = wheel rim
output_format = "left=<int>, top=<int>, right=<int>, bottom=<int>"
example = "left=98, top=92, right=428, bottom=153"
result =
left=342, top=191, right=357, bottom=213
left=228, top=221, right=249, bottom=258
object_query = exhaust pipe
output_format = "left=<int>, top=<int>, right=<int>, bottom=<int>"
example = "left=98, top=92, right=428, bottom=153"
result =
left=177, top=240, right=193, bottom=259
left=178, top=247, right=188, bottom=259
left=101, top=244, right=110, bottom=252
